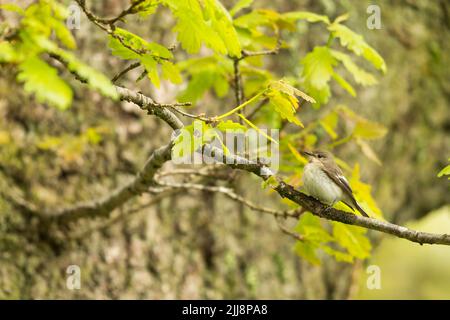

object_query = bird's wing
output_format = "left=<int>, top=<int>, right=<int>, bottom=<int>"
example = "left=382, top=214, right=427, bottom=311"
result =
left=321, top=165, right=354, bottom=198
left=321, top=164, right=370, bottom=217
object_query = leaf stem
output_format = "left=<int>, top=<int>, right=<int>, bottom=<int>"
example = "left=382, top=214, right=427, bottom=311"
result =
left=217, top=89, right=267, bottom=120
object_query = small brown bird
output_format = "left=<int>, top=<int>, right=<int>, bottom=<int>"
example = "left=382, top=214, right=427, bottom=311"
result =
left=301, top=150, right=369, bottom=217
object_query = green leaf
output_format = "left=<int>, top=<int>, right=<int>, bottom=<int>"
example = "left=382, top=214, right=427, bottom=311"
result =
left=282, top=11, right=330, bottom=24
left=216, top=120, right=247, bottom=132
left=319, top=111, right=339, bottom=140
left=328, top=23, right=386, bottom=73
left=336, top=105, right=387, bottom=141
left=331, top=50, right=377, bottom=86
left=204, top=0, right=242, bottom=57
left=234, top=9, right=295, bottom=32
left=58, top=51, right=118, bottom=99
left=164, top=0, right=241, bottom=57
left=300, top=46, right=336, bottom=105
left=268, top=80, right=316, bottom=104
left=267, top=91, right=303, bottom=127
left=294, top=241, right=321, bottom=265
left=108, top=28, right=172, bottom=59
left=437, top=163, right=450, bottom=179
left=295, top=212, right=333, bottom=243
left=178, top=70, right=216, bottom=102
left=230, top=0, right=253, bottom=17
left=213, top=76, right=230, bottom=97
left=353, top=119, right=387, bottom=140
left=141, top=55, right=160, bottom=88
left=349, top=164, right=383, bottom=218
left=108, top=36, right=140, bottom=60
left=331, top=71, right=356, bottom=96
left=356, top=138, right=382, bottom=166
left=287, top=143, right=308, bottom=164
left=172, top=120, right=216, bottom=159
left=161, top=60, right=182, bottom=84
left=134, top=0, right=159, bottom=18
left=17, top=56, right=72, bottom=110
left=0, top=41, right=18, bottom=62
left=265, top=80, right=316, bottom=127
left=322, top=246, right=354, bottom=263
left=332, top=222, right=371, bottom=260
left=0, top=3, right=25, bottom=15
left=50, top=17, right=76, bottom=49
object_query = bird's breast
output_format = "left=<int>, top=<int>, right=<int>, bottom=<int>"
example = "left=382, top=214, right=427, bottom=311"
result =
left=302, top=163, right=343, bottom=205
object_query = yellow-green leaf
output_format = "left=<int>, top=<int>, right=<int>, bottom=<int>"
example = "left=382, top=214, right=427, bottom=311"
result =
left=328, top=23, right=386, bottom=73
left=17, top=56, right=72, bottom=110
left=230, top=0, right=254, bottom=17
left=353, top=119, right=387, bottom=140
left=161, top=60, right=182, bottom=84
left=331, top=50, right=377, bottom=86
left=332, top=71, right=356, bottom=96
left=356, top=138, right=382, bottom=166
left=287, top=143, right=308, bottom=164
left=217, top=120, right=247, bottom=132
left=437, top=162, right=450, bottom=179
left=282, top=11, right=330, bottom=24
left=332, top=222, right=371, bottom=260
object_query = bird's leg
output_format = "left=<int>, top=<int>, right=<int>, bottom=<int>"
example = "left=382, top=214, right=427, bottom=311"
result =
left=320, top=204, right=334, bottom=215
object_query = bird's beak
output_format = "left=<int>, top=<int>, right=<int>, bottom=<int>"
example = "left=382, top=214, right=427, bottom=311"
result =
left=301, top=150, right=314, bottom=157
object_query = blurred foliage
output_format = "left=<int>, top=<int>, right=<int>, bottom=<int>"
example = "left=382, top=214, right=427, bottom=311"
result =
left=358, top=206, right=450, bottom=299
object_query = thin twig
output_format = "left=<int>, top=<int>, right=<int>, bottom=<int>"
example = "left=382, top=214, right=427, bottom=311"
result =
left=74, top=0, right=168, bottom=61
left=112, top=61, right=141, bottom=83
left=96, top=0, right=147, bottom=25
left=276, top=217, right=305, bottom=241
left=154, top=180, right=301, bottom=218
left=168, top=106, right=216, bottom=123
left=246, top=98, right=268, bottom=121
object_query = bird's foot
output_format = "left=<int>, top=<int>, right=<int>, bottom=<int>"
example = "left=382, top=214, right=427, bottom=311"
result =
left=320, top=205, right=333, bottom=215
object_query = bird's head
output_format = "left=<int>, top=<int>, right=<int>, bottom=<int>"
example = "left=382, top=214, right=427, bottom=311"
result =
left=301, top=150, right=333, bottom=163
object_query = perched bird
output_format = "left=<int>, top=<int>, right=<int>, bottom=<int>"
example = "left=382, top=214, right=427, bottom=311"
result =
left=301, top=150, right=369, bottom=217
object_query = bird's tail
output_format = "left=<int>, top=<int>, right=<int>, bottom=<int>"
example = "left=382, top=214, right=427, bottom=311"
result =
left=353, top=201, right=369, bottom=217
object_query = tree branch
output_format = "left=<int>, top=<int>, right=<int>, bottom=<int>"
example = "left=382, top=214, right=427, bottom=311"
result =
left=111, top=61, right=141, bottom=83
left=5, top=144, right=172, bottom=222
left=154, top=180, right=302, bottom=219
left=203, top=146, right=450, bottom=246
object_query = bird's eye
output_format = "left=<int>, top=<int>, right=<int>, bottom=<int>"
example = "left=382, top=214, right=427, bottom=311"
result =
left=317, top=154, right=323, bottom=158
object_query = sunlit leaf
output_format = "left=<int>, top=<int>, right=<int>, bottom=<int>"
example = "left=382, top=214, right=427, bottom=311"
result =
left=356, top=138, right=382, bottom=166
left=141, top=55, right=160, bottom=88
left=17, top=56, right=72, bottom=110
left=300, top=46, right=336, bottom=105
left=287, top=143, right=308, bottom=164
left=353, top=119, right=387, bottom=140
left=331, top=50, right=377, bottom=86
left=282, top=11, right=330, bottom=24
left=230, top=0, right=254, bottom=17
left=319, top=111, right=339, bottom=140
left=0, top=3, right=25, bottom=15
left=437, top=162, right=450, bottom=179
left=332, top=222, right=371, bottom=260
left=328, top=23, right=386, bottom=73
left=161, top=60, right=182, bottom=84
left=216, top=120, right=247, bottom=132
